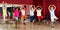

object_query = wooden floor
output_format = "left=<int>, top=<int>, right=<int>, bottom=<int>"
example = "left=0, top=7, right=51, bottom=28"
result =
left=0, top=19, right=60, bottom=30
left=0, top=22, right=60, bottom=30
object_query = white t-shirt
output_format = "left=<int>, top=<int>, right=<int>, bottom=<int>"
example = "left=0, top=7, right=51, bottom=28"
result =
left=36, top=10, right=42, bottom=16
left=21, top=10, right=25, bottom=15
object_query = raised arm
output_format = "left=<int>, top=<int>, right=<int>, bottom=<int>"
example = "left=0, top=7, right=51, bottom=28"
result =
left=52, top=5, right=56, bottom=10
left=29, top=5, right=35, bottom=11
left=2, top=1, right=4, bottom=7
left=48, top=5, right=52, bottom=10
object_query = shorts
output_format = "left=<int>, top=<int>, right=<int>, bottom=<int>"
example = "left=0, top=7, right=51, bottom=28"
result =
left=15, top=17, right=18, bottom=21
left=30, top=16, right=35, bottom=22
left=21, top=15, right=26, bottom=20
left=37, top=16, right=42, bottom=21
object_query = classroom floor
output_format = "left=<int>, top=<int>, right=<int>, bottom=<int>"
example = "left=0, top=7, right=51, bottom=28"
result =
left=0, top=20, right=60, bottom=30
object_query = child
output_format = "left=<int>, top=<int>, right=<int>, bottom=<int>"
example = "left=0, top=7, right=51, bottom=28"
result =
left=14, top=7, right=19, bottom=28
left=7, top=7, right=12, bottom=19
left=21, top=7, right=26, bottom=22
left=30, top=6, right=35, bottom=24
left=48, top=5, right=58, bottom=27
left=36, top=6, right=43, bottom=24
left=29, top=6, right=36, bottom=29
left=20, top=7, right=26, bottom=27
left=2, top=3, right=7, bottom=23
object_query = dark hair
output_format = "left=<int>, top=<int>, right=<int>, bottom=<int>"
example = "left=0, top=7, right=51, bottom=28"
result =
left=24, top=5, right=26, bottom=9
left=37, top=7, right=41, bottom=9
left=32, top=6, right=34, bottom=8
left=30, top=6, right=34, bottom=9
left=22, top=7, right=25, bottom=9
left=14, top=7, right=20, bottom=10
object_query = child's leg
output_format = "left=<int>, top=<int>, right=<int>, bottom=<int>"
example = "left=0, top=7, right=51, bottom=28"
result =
left=21, top=16, right=25, bottom=22
left=37, top=16, right=41, bottom=21
left=3, top=15, right=6, bottom=23
left=38, top=16, right=41, bottom=24
left=30, top=20, right=33, bottom=28
left=30, top=21, right=33, bottom=29
left=20, top=16, right=24, bottom=27
left=30, top=21, right=33, bottom=30
left=21, top=16, right=24, bottom=23
left=30, top=16, right=35, bottom=23
left=15, top=17, right=18, bottom=28
left=37, top=16, right=41, bottom=24
left=51, top=18, right=55, bottom=27
left=30, top=16, right=35, bottom=29
left=33, top=16, right=35, bottom=24
left=8, top=12, right=11, bottom=19
left=24, top=16, right=26, bottom=21
left=25, top=22, right=30, bottom=30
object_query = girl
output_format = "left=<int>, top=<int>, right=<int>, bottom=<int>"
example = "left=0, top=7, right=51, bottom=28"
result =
left=21, top=7, right=26, bottom=22
left=20, top=7, right=26, bottom=27
left=14, top=7, right=19, bottom=28
left=2, top=2, right=7, bottom=23
left=48, top=5, right=58, bottom=27
left=36, top=6, right=43, bottom=25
